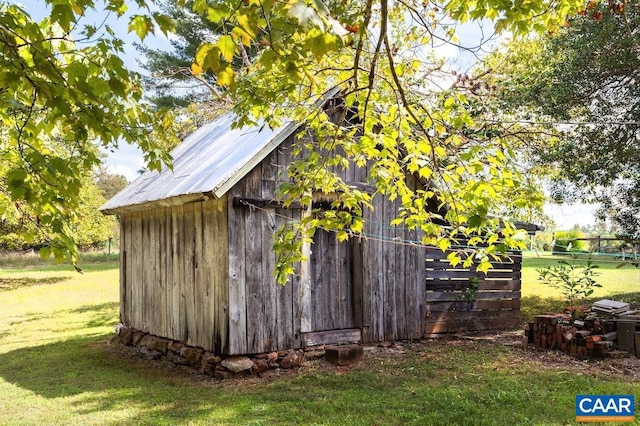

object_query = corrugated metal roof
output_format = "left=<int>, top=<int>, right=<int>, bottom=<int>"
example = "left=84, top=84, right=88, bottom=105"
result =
left=100, top=113, right=299, bottom=214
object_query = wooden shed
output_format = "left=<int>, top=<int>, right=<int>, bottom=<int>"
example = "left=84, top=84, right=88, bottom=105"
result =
left=101, top=107, right=524, bottom=356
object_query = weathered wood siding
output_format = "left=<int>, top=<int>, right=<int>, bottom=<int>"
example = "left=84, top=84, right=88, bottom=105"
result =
left=227, top=137, right=303, bottom=355
left=227, top=134, right=431, bottom=352
left=119, top=115, right=523, bottom=356
left=310, top=229, right=356, bottom=332
left=120, top=198, right=229, bottom=352
left=424, top=248, right=522, bottom=334
left=360, top=187, right=428, bottom=343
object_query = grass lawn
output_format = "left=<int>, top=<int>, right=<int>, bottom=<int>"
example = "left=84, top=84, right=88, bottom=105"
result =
left=521, top=252, right=640, bottom=320
left=0, top=253, right=639, bottom=425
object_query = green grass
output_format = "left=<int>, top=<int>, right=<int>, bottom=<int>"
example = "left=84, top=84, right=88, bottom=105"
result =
left=521, top=252, right=640, bottom=321
left=0, top=255, right=639, bottom=425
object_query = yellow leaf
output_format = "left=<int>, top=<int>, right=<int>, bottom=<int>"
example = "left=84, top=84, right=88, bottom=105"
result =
left=437, top=238, right=450, bottom=252
left=476, top=260, right=492, bottom=274
left=191, top=62, right=203, bottom=76
left=216, top=66, right=235, bottom=87
left=232, top=26, right=252, bottom=46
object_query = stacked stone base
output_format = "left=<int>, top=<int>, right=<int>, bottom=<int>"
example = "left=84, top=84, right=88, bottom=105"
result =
left=112, top=326, right=362, bottom=379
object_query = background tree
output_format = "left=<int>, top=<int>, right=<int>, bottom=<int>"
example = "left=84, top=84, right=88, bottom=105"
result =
left=0, top=174, right=116, bottom=253
left=94, top=166, right=129, bottom=200
left=484, top=0, right=640, bottom=237
left=137, top=0, right=258, bottom=109
left=0, top=2, right=176, bottom=264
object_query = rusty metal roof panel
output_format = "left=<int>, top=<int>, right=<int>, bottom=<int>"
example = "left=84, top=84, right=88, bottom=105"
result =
left=100, top=113, right=298, bottom=214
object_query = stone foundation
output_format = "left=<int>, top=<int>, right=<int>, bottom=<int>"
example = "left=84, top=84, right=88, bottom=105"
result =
left=112, top=326, right=361, bottom=379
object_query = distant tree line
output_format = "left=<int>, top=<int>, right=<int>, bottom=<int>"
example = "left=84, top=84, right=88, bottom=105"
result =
left=0, top=167, right=128, bottom=254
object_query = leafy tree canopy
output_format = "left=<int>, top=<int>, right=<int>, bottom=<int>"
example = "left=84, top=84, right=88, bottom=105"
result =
left=185, top=0, right=581, bottom=279
left=483, top=1, right=640, bottom=237
left=4, top=0, right=587, bottom=275
left=0, top=172, right=116, bottom=254
left=0, top=1, right=176, bottom=264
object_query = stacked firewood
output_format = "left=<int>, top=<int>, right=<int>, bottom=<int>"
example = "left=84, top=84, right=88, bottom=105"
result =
left=524, top=314, right=618, bottom=358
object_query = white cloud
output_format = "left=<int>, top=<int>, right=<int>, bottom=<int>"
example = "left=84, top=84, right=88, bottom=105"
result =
left=103, top=143, right=145, bottom=182
left=544, top=203, right=598, bottom=229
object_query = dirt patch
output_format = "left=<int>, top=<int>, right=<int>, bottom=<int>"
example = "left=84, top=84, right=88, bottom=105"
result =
left=452, top=329, right=640, bottom=379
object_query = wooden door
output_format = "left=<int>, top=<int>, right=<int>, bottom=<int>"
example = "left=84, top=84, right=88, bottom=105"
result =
left=309, top=229, right=358, bottom=331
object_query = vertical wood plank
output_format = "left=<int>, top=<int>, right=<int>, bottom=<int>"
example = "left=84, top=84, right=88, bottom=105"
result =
left=193, top=201, right=208, bottom=349
left=335, top=232, right=349, bottom=329
left=299, top=202, right=313, bottom=333
left=120, top=215, right=130, bottom=326
left=163, top=206, right=173, bottom=340
left=276, top=140, right=301, bottom=349
left=382, top=197, right=397, bottom=341
left=129, top=212, right=139, bottom=330
left=183, top=202, right=197, bottom=346
left=170, top=205, right=184, bottom=341
left=201, top=199, right=216, bottom=352
left=415, top=241, right=427, bottom=339
left=358, top=157, right=373, bottom=342
left=394, top=199, right=407, bottom=339
left=404, top=224, right=419, bottom=339
left=275, top=206, right=295, bottom=349
left=409, top=175, right=426, bottom=339
left=149, top=209, right=158, bottom=334
left=227, top=186, right=248, bottom=354
left=141, top=211, right=151, bottom=333
left=351, top=238, right=364, bottom=331
left=366, top=196, right=384, bottom=342
left=244, top=166, right=265, bottom=352
left=260, top=207, right=277, bottom=351
left=213, top=197, right=230, bottom=353
left=261, top=152, right=279, bottom=351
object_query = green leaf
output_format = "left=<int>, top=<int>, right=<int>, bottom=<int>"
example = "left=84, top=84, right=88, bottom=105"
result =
left=217, top=35, right=236, bottom=62
left=128, top=15, right=154, bottom=40
left=152, top=13, right=174, bottom=36
left=49, top=4, right=76, bottom=31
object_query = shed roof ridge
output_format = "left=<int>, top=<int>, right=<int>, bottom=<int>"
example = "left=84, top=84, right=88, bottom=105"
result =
left=99, top=111, right=297, bottom=214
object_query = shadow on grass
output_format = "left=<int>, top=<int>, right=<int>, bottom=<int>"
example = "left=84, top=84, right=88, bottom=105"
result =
left=70, top=302, right=120, bottom=328
left=0, top=332, right=378, bottom=424
left=0, top=333, right=523, bottom=424
left=0, top=301, right=499, bottom=424
left=0, top=316, right=634, bottom=424
left=520, top=295, right=566, bottom=322
left=0, top=301, right=235, bottom=423
left=0, top=276, right=71, bottom=292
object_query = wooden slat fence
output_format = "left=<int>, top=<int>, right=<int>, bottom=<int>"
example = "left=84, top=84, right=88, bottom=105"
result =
left=424, top=248, right=522, bottom=335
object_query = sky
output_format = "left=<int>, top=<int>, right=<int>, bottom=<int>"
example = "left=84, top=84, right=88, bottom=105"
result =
left=16, top=0, right=599, bottom=230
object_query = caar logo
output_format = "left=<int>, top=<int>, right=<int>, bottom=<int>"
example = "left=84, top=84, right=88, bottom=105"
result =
left=576, top=395, right=635, bottom=422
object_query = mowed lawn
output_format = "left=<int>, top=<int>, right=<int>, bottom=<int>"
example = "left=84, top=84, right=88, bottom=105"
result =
left=0, top=253, right=639, bottom=425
